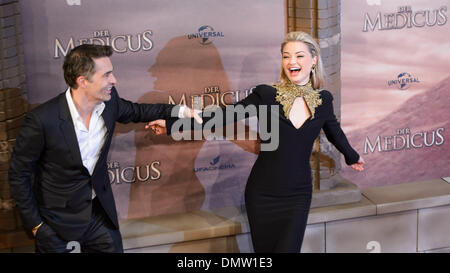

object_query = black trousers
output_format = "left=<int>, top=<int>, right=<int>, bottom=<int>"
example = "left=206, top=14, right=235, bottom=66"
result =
left=35, top=198, right=123, bottom=253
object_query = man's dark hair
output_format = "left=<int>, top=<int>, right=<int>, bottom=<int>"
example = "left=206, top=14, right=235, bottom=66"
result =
left=63, top=44, right=113, bottom=88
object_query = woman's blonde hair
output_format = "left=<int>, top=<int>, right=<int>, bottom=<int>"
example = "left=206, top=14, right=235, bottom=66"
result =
left=278, top=31, right=325, bottom=89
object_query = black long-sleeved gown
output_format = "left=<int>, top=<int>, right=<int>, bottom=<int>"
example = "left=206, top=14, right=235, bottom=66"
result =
left=169, top=84, right=360, bottom=253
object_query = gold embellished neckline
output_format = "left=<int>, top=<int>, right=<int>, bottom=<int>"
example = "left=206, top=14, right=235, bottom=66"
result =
left=274, top=81, right=323, bottom=119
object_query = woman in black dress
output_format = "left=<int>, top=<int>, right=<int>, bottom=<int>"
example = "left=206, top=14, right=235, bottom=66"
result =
left=148, top=31, right=365, bottom=253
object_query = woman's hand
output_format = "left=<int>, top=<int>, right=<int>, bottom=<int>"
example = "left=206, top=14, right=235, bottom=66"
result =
left=146, top=119, right=167, bottom=135
left=184, top=107, right=203, bottom=124
left=350, top=156, right=365, bottom=171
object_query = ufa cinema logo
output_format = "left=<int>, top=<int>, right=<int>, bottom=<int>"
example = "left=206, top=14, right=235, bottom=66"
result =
left=363, top=5, right=447, bottom=32
left=54, top=29, right=153, bottom=58
left=194, top=156, right=236, bottom=173
left=187, top=25, right=224, bottom=45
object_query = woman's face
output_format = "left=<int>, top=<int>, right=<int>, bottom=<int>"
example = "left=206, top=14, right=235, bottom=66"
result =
left=282, top=41, right=317, bottom=85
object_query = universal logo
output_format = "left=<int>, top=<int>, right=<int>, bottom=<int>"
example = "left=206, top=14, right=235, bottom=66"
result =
left=193, top=156, right=236, bottom=173
left=363, top=5, right=447, bottom=32
left=54, top=29, right=153, bottom=58
left=387, top=72, right=420, bottom=90
left=187, top=25, right=224, bottom=45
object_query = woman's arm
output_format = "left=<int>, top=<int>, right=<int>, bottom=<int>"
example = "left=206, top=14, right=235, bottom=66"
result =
left=156, top=85, right=266, bottom=135
left=321, top=90, right=364, bottom=170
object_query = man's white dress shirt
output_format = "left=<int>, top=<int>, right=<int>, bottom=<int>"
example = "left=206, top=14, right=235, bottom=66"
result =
left=66, top=88, right=107, bottom=199
left=65, top=87, right=186, bottom=199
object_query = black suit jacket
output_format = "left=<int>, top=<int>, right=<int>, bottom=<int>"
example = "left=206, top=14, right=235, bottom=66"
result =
left=8, top=87, right=177, bottom=241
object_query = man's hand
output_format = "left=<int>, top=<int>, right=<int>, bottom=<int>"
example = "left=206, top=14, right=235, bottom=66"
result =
left=145, top=106, right=203, bottom=135
left=350, top=156, right=365, bottom=171
left=32, top=222, right=43, bottom=237
left=146, top=120, right=166, bottom=135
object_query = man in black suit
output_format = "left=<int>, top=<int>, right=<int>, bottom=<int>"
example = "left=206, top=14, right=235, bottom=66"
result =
left=8, top=44, right=200, bottom=253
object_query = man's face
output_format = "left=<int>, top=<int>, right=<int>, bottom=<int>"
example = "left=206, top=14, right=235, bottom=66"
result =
left=85, top=57, right=117, bottom=103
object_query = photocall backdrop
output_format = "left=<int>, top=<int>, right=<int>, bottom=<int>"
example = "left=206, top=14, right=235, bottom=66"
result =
left=19, top=0, right=285, bottom=219
left=341, top=0, right=449, bottom=188
left=19, top=0, right=449, bottom=221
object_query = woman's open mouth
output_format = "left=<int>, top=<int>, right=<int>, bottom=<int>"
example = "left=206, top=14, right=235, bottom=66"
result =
left=289, top=67, right=301, bottom=76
